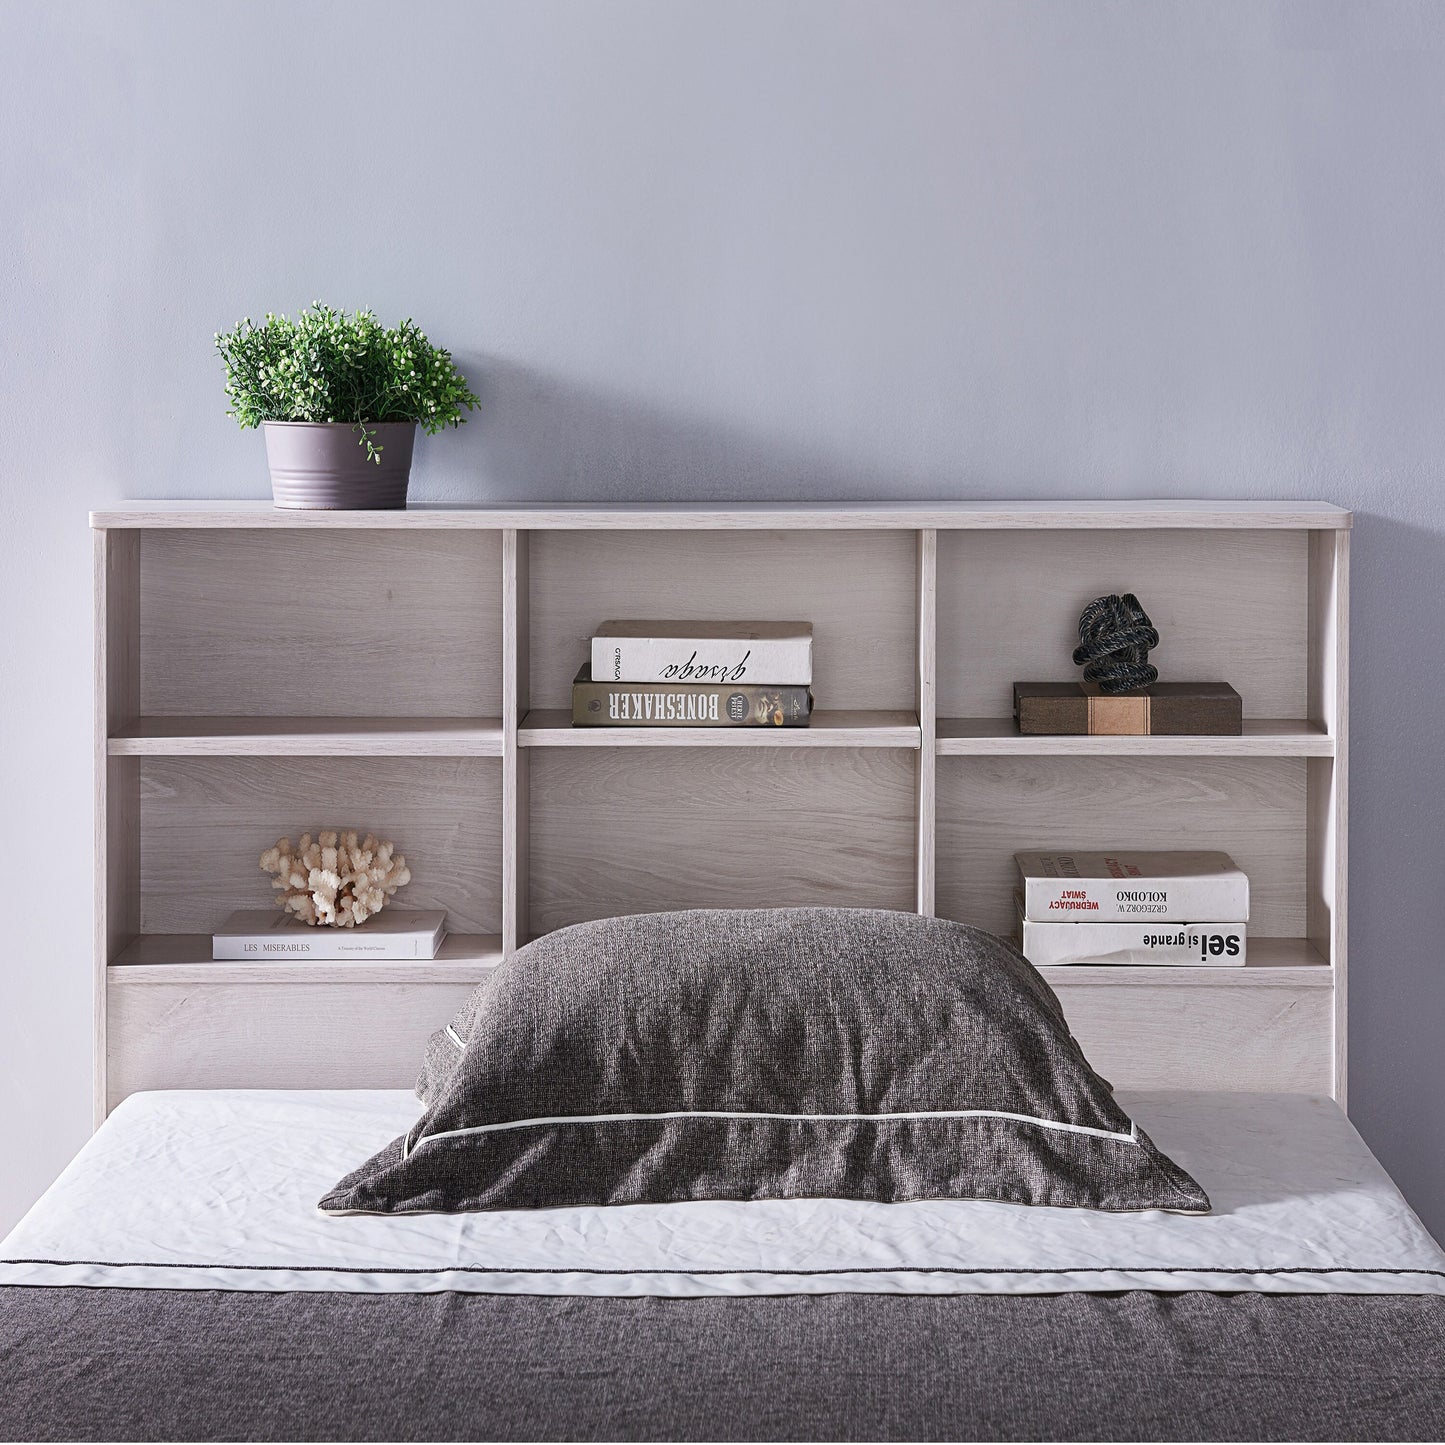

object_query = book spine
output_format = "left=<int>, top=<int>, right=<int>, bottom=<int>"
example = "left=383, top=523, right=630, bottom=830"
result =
left=1021, top=876, right=1249, bottom=923
left=1020, top=919, right=1247, bottom=967
left=1142, top=695, right=1242, bottom=736
left=211, top=935, right=437, bottom=961
left=591, top=637, right=813, bottom=685
left=572, top=680, right=813, bottom=727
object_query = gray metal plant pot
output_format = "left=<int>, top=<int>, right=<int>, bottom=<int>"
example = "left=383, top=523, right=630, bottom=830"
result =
left=263, top=421, right=417, bottom=509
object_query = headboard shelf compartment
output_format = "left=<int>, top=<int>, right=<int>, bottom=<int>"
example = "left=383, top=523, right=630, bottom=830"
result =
left=93, top=501, right=1350, bottom=1120
left=936, top=754, right=1309, bottom=939
left=134, top=528, right=503, bottom=723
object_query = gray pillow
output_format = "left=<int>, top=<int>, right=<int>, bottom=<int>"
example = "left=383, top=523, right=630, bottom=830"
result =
left=320, top=908, right=1209, bottom=1216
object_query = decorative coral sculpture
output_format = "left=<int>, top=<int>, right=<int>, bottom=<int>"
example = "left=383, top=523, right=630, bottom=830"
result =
left=258, top=831, right=412, bottom=927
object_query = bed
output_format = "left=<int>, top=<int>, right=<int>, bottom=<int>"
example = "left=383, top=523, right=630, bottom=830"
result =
left=3, top=1093, right=1445, bottom=1440
left=15, top=502, right=1441, bottom=1440
left=4, top=1081, right=1445, bottom=1437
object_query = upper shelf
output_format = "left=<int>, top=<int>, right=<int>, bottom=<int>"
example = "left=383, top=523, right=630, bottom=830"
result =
left=520, top=709, right=920, bottom=748
left=105, top=713, right=1333, bottom=757
left=90, top=500, right=1354, bottom=531
left=936, top=718, right=1334, bottom=757
left=109, top=716, right=504, bottom=757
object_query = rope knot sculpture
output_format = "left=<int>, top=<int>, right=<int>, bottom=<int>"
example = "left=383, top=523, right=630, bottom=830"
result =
left=1072, top=593, right=1159, bottom=693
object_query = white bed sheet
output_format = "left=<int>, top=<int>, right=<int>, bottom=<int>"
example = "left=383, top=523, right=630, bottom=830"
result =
left=2, top=1088, right=1442, bottom=1297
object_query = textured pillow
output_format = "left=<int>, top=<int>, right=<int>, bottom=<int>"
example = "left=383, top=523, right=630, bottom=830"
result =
left=320, top=908, right=1209, bottom=1216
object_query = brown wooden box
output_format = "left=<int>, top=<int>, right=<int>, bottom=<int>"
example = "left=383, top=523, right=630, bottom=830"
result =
left=1013, top=681, right=1243, bottom=736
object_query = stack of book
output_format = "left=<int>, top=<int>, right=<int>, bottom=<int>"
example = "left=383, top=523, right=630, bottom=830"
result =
left=1013, top=851, right=1248, bottom=967
left=572, top=621, right=814, bottom=728
left=212, top=910, right=448, bottom=960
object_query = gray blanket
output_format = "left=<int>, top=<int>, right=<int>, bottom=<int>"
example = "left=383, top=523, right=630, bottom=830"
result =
left=3, top=1287, right=1443, bottom=1441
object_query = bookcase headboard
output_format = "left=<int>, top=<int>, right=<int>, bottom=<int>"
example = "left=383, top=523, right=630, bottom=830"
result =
left=93, top=500, right=1349, bottom=1121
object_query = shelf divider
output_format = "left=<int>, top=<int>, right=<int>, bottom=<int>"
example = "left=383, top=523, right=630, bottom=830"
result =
left=915, top=529, right=937, bottom=913
left=502, top=529, right=530, bottom=955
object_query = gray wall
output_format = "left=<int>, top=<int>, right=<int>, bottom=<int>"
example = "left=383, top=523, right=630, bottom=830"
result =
left=2, top=0, right=1442, bottom=1237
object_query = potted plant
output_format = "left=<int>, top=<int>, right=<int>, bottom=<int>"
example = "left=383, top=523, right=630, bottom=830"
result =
left=215, top=302, right=480, bottom=509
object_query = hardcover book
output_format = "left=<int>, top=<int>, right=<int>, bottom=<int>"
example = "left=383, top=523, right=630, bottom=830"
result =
left=1013, top=681, right=1243, bottom=736
left=571, top=665, right=812, bottom=727
left=1015, top=851, right=1249, bottom=923
left=212, top=909, right=447, bottom=960
left=591, top=621, right=813, bottom=685
left=1015, top=894, right=1247, bottom=967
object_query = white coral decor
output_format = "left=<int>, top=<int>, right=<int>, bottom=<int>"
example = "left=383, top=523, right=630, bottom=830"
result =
left=258, top=831, right=412, bottom=927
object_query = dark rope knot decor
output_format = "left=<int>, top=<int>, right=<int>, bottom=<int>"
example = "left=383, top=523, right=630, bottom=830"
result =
left=1072, top=593, right=1159, bottom=693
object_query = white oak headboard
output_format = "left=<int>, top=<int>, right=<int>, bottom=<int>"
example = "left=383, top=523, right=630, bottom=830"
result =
left=93, top=500, right=1350, bottom=1122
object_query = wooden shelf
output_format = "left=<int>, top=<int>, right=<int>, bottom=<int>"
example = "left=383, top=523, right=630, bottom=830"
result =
left=90, top=500, right=1354, bottom=531
left=109, top=716, right=504, bottom=757
left=1039, top=938, right=1331, bottom=988
left=935, top=718, right=1333, bottom=757
left=518, top=709, right=921, bottom=748
left=109, top=932, right=504, bottom=985
left=104, top=931, right=1328, bottom=989
left=91, top=502, right=1350, bottom=1109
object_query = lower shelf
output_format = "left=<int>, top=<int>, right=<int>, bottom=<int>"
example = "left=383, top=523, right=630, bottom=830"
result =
left=108, top=932, right=1327, bottom=989
left=103, top=932, right=1336, bottom=1106
left=109, top=933, right=504, bottom=985
left=1036, top=937, right=1331, bottom=988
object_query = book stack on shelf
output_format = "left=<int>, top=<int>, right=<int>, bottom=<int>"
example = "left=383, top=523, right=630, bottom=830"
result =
left=1014, top=851, right=1249, bottom=967
left=213, top=910, right=448, bottom=961
left=572, top=621, right=814, bottom=728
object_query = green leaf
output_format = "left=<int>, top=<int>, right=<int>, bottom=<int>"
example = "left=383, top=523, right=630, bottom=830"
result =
left=215, top=302, right=480, bottom=432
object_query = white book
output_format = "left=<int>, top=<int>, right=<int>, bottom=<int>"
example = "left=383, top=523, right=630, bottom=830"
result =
left=591, top=621, right=813, bottom=685
left=212, top=910, right=447, bottom=961
left=1014, top=850, right=1249, bottom=923
left=1016, top=895, right=1246, bottom=967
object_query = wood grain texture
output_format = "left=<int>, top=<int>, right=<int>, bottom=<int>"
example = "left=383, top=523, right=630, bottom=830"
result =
left=103, top=942, right=1328, bottom=1106
left=936, top=529, right=1309, bottom=718
left=1308, top=528, right=1350, bottom=1103
left=92, top=503, right=1349, bottom=1110
left=1333, top=533, right=1350, bottom=1104
left=139, top=528, right=503, bottom=717
left=95, top=530, right=141, bottom=1125
left=137, top=756, right=502, bottom=936
left=519, top=709, right=919, bottom=747
left=110, top=716, right=503, bottom=755
left=936, top=755, right=1306, bottom=939
left=529, top=747, right=916, bottom=935
left=107, top=980, right=478, bottom=1105
left=1049, top=981, right=1333, bottom=1093
left=93, top=500, right=1355, bottom=531
left=935, top=717, right=1332, bottom=756
left=527, top=530, right=917, bottom=710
